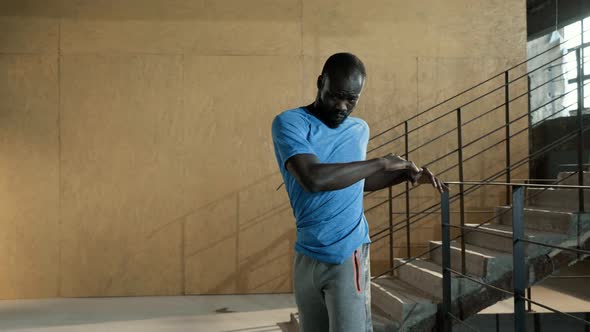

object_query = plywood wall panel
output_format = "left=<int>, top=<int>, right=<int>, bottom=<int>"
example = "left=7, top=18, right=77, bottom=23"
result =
left=0, top=55, right=59, bottom=299
left=59, top=54, right=185, bottom=297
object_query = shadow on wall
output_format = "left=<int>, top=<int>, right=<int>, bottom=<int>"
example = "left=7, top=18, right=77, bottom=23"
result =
left=179, top=171, right=297, bottom=295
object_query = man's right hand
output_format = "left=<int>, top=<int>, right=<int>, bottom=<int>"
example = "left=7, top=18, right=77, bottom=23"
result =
left=380, top=154, right=421, bottom=174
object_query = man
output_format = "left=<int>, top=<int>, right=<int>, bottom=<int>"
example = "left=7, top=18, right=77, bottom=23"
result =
left=271, top=53, right=445, bottom=331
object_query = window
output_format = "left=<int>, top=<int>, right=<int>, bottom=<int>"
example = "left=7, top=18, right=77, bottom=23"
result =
left=527, top=14, right=590, bottom=125
left=561, top=17, right=589, bottom=113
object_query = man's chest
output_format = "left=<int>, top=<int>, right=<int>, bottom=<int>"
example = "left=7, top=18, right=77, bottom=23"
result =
left=307, top=125, right=367, bottom=163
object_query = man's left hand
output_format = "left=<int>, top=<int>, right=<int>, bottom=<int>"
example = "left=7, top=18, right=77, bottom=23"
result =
left=410, top=167, right=449, bottom=193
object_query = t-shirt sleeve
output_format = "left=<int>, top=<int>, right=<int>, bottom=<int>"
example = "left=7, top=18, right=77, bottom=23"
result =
left=363, top=121, right=371, bottom=160
left=360, top=119, right=370, bottom=160
left=272, top=113, right=317, bottom=169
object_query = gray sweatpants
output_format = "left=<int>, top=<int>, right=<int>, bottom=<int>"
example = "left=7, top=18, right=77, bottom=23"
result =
left=293, top=243, right=372, bottom=332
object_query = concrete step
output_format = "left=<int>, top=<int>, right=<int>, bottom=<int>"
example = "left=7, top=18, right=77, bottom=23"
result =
left=464, top=223, right=569, bottom=255
left=371, top=277, right=436, bottom=329
left=428, top=241, right=507, bottom=278
left=557, top=171, right=590, bottom=185
left=394, top=258, right=443, bottom=299
left=371, top=307, right=400, bottom=332
left=393, top=258, right=480, bottom=302
left=495, top=206, right=573, bottom=233
left=526, top=188, right=590, bottom=212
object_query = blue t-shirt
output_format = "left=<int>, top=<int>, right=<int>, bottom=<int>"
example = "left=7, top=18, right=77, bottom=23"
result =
left=271, top=107, right=371, bottom=264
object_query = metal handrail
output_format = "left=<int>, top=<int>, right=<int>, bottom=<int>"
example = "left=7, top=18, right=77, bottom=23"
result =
left=368, top=81, right=590, bottom=239
left=370, top=123, right=590, bottom=264
left=368, top=73, right=590, bottom=230
left=369, top=56, right=589, bottom=157
left=365, top=61, right=589, bottom=215
left=445, top=181, right=590, bottom=189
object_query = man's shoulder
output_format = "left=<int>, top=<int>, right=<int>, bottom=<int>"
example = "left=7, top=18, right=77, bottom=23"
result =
left=347, top=116, right=369, bottom=132
left=275, top=107, right=308, bottom=121
left=272, top=107, right=310, bottom=130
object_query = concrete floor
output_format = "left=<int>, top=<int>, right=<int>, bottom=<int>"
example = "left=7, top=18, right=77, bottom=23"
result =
left=0, top=294, right=297, bottom=332
left=0, top=263, right=587, bottom=331
left=3, top=284, right=587, bottom=332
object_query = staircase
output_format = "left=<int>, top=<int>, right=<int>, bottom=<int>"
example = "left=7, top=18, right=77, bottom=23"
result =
left=370, top=172, right=590, bottom=331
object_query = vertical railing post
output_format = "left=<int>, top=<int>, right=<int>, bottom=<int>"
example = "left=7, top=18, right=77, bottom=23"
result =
left=512, top=185, right=526, bottom=332
left=441, top=190, right=452, bottom=332
left=576, top=47, right=585, bottom=213
left=533, top=313, right=541, bottom=332
left=456, top=108, right=466, bottom=275
left=388, top=186, right=394, bottom=275
left=527, top=287, right=532, bottom=311
left=404, top=121, right=411, bottom=258
left=505, top=71, right=512, bottom=206
left=527, top=75, right=533, bottom=172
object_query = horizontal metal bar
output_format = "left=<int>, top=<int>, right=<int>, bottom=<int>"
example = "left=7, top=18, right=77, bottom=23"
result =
left=369, top=121, right=404, bottom=140
left=364, top=198, right=390, bottom=214
left=516, top=179, right=569, bottom=182
left=508, top=86, right=580, bottom=126
left=368, top=108, right=458, bottom=154
left=568, top=74, right=590, bottom=84
left=408, top=126, right=457, bottom=155
left=462, top=123, right=506, bottom=150
left=567, top=42, right=590, bottom=52
left=548, top=275, right=590, bottom=279
left=447, top=224, right=514, bottom=240
left=524, top=297, right=590, bottom=327
left=423, top=149, right=460, bottom=168
left=367, top=131, right=407, bottom=153
left=447, top=267, right=513, bottom=295
left=371, top=245, right=438, bottom=278
left=391, top=210, right=493, bottom=215
left=520, top=238, right=590, bottom=256
left=445, top=181, right=590, bottom=189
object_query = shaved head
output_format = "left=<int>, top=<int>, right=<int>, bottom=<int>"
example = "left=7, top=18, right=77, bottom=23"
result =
left=309, top=53, right=366, bottom=128
left=321, top=53, right=366, bottom=82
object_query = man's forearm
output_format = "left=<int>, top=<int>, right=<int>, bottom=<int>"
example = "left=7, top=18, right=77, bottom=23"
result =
left=289, top=157, right=385, bottom=193
left=363, top=169, right=409, bottom=192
